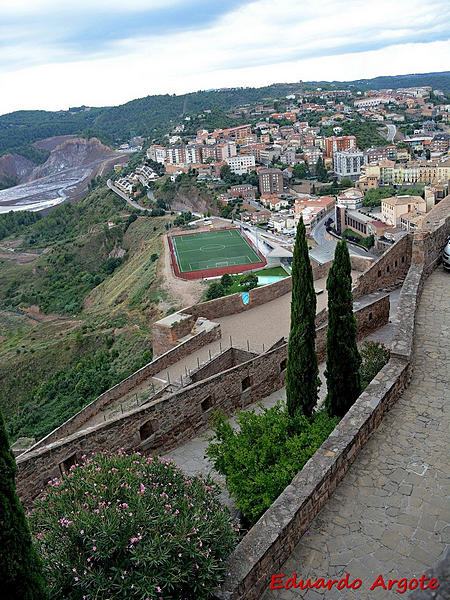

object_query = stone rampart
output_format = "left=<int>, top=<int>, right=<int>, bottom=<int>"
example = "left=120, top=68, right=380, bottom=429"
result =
left=211, top=209, right=449, bottom=600
left=352, top=233, right=412, bottom=299
left=16, top=293, right=389, bottom=506
left=213, top=357, right=411, bottom=600
left=26, top=321, right=220, bottom=454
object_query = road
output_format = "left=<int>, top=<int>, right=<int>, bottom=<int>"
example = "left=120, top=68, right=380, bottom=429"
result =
left=107, top=179, right=154, bottom=212
left=310, top=213, right=374, bottom=263
left=385, top=123, right=396, bottom=142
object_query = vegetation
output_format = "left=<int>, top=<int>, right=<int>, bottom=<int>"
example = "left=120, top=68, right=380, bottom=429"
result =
left=207, top=406, right=338, bottom=523
left=325, top=240, right=361, bottom=418
left=359, top=341, right=390, bottom=390
left=0, top=184, right=176, bottom=444
left=321, top=117, right=388, bottom=149
left=0, top=408, right=48, bottom=600
left=362, top=187, right=395, bottom=207
left=342, top=229, right=374, bottom=249
left=315, top=157, right=328, bottom=182
left=30, top=452, right=238, bottom=600
left=0, top=210, right=42, bottom=241
left=204, top=272, right=259, bottom=301
left=286, top=218, right=319, bottom=419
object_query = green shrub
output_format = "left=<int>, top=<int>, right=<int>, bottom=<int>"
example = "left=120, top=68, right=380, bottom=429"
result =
left=30, top=452, right=239, bottom=600
left=359, top=341, right=391, bottom=390
left=206, top=406, right=338, bottom=523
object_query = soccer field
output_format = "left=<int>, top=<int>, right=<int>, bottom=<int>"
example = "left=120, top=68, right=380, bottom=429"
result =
left=171, top=229, right=264, bottom=273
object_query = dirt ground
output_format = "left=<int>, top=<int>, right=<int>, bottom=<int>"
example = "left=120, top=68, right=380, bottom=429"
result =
left=161, top=235, right=205, bottom=308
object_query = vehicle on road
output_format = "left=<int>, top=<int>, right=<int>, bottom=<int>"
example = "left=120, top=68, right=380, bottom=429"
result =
left=443, top=239, right=450, bottom=270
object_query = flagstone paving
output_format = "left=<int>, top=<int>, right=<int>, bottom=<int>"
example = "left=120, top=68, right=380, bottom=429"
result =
left=261, top=267, right=450, bottom=599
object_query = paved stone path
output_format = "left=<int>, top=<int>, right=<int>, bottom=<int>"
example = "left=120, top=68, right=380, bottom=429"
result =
left=261, top=267, right=450, bottom=600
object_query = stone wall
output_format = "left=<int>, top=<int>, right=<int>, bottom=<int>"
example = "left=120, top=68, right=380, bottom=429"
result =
left=190, top=347, right=257, bottom=384
left=352, top=234, right=412, bottom=299
left=212, top=223, right=446, bottom=600
left=152, top=313, right=197, bottom=356
left=182, top=276, right=293, bottom=322
left=213, top=357, right=411, bottom=600
left=315, top=294, right=389, bottom=361
left=16, top=293, right=389, bottom=506
left=27, top=321, right=221, bottom=454
left=413, top=195, right=450, bottom=274
left=16, top=344, right=288, bottom=506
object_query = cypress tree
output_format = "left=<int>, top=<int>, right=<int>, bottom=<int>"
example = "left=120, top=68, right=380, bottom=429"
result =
left=0, top=409, right=48, bottom=600
left=325, top=240, right=362, bottom=418
left=286, top=217, right=319, bottom=419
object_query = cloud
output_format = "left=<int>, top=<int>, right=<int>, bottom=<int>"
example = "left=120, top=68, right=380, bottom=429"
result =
left=0, top=0, right=449, bottom=115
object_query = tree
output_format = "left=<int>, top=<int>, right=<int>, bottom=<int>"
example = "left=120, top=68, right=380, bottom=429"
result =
left=0, top=409, right=48, bottom=600
left=325, top=240, right=361, bottom=418
left=315, top=157, right=328, bottom=183
left=340, top=177, right=354, bottom=189
left=205, top=282, right=225, bottom=300
left=220, top=273, right=233, bottom=288
left=238, top=273, right=258, bottom=291
left=286, top=217, right=319, bottom=419
left=293, top=163, right=308, bottom=180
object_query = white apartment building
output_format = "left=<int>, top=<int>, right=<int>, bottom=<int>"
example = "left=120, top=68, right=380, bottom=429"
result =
left=147, top=145, right=166, bottom=164
left=225, top=154, right=256, bottom=175
left=185, top=146, right=202, bottom=165
left=334, top=150, right=365, bottom=181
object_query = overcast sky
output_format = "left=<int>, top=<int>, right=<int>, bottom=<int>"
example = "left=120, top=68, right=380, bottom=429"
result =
left=1, top=0, right=449, bottom=115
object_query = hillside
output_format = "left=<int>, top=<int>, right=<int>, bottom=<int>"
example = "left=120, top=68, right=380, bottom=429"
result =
left=2, top=72, right=448, bottom=165
left=0, top=185, right=187, bottom=444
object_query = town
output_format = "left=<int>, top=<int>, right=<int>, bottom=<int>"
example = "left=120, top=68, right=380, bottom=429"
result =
left=111, top=82, right=449, bottom=264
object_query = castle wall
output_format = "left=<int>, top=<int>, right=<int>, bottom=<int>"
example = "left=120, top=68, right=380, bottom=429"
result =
left=16, top=294, right=389, bottom=506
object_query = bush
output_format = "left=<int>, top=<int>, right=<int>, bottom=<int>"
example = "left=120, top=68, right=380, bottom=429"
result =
left=205, top=282, right=225, bottom=301
left=206, top=406, right=338, bottom=523
left=30, top=452, right=238, bottom=600
left=359, top=341, right=390, bottom=390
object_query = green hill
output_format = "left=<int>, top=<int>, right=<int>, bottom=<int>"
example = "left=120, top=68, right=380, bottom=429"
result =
left=0, top=186, right=180, bottom=443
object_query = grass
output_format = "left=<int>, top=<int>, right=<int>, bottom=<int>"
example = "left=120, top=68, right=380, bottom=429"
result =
left=256, top=266, right=288, bottom=277
left=172, top=229, right=263, bottom=273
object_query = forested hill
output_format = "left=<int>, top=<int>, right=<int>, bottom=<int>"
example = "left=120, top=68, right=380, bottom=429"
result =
left=1, top=72, right=448, bottom=162
left=319, top=71, right=450, bottom=92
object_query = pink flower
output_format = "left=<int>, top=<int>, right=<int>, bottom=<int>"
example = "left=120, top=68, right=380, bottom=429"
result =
left=157, top=587, right=162, bottom=592
left=92, top=546, right=97, bottom=551
left=140, top=483, right=146, bottom=493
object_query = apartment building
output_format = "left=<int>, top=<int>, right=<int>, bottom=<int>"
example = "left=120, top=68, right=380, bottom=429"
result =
left=258, top=168, right=284, bottom=195
left=215, top=142, right=237, bottom=161
left=334, top=150, right=365, bottom=181
left=325, top=135, right=357, bottom=158
left=225, top=154, right=256, bottom=175
left=381, top=195, right=427, bottom=226
left=337, top=188, right=364, bottom=209
left=147, top=145, right=166, bottom=164
left=377, top=158, right=450, bottom=185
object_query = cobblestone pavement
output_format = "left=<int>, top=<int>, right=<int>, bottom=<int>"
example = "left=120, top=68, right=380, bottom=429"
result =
left=261, top=267, right=450, bottom=600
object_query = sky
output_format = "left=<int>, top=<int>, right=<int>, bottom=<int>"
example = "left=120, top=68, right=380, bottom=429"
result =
left=1, top=0, right=449, bottom=115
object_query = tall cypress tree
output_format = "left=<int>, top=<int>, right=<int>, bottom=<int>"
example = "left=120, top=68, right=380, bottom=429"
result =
left=286, top=217, right=319, bottom=419
left=325, top=240, right=361, bottom=418
left=0, top=409, right=48, bottom=600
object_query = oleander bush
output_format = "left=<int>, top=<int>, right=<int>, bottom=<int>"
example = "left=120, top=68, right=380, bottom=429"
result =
left=29, top=451, right=239, bottom=600
left=206, top=406, right=338, bottom=524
